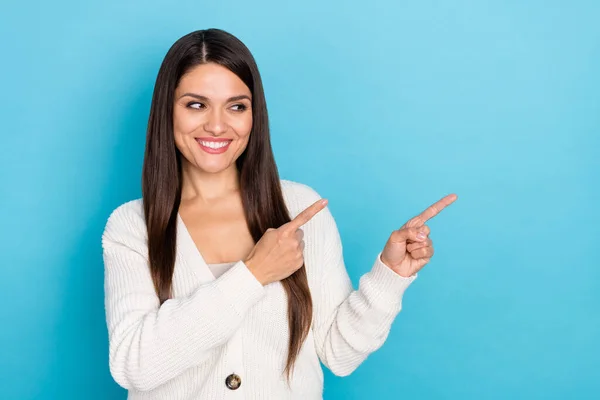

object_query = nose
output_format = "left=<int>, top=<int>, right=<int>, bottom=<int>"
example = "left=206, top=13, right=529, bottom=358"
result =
left=203, top=108, right=228, bottom=135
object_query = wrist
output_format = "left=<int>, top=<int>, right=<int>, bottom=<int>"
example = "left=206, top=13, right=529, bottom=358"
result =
left=244, top=258, right=266, bottom=286
left=380, top=253, right=395, bottom=270
left=379, top=253, right=412, bottom=278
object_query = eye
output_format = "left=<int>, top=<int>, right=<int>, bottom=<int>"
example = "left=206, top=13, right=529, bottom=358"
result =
left=231, top=104, right=248, bottom=112
left=187, top=102, right=205, bottom=110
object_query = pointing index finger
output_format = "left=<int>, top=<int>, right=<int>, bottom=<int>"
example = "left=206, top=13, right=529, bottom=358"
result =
left=413, top=194, right=458, bottom=225
left=283, top=198, right=328, bottom=232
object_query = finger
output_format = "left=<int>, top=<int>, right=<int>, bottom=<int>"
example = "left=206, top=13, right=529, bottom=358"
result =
left=295, top=229, right=304, bottom=242
left=410, top=246, right=434, bottom=259
left=299, top=240, right=305, bottom=252
left=414, top=257, right=431, bottom=270
left=411, top=194, right=457, bottom=226
left=407, top=224, right=430, bottom=238
left=404, top=225, right=430, bottom=237
left=407, top=238, right=432, bottom=252
left=391, top=227, right=428, bottom=243
left=282, top=199, right=328, bottom=233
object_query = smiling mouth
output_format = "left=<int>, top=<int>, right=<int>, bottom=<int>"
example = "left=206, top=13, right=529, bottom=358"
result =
left=195, top=138, right=232, bottom=153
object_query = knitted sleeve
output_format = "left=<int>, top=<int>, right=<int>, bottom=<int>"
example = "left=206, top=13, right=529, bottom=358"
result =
left=102, top=204, right=265, bottom=391
left=307, top=192, right=417, bottom=376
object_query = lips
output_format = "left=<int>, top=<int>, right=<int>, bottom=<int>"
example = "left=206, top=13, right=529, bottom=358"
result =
left=196, top=138, right=232, bottom=154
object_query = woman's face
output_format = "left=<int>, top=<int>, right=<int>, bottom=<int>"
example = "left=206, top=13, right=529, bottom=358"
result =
left=173, top=62, right=253, bottom=174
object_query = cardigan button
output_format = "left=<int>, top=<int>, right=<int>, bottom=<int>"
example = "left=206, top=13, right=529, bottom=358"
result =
left=225, top=373, right=241, bottom=390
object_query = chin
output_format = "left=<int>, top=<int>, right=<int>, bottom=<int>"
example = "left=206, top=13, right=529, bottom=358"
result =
left=197, top=161, right=233, bottom=174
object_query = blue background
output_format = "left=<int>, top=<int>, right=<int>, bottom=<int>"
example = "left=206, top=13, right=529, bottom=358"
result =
left=1, top=1, right=598, bottom=399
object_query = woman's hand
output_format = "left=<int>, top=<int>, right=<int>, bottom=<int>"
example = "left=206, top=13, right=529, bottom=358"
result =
left=245, top=199, right=328, bottom=286
left=381, top=194, right=458, bottom=277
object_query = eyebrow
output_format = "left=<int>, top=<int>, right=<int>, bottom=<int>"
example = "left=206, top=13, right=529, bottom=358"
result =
left=179, top=93, right=251, bottom=102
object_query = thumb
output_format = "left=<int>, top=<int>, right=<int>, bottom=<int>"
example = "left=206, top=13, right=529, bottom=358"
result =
left=392, top=226, right=428, bottom=243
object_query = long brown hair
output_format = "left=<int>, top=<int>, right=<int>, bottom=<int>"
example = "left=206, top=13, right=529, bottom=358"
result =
left=141, top=28, right=312, bottom=380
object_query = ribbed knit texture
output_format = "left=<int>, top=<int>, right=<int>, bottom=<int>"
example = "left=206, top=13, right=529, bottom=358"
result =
left=102, top=179, right=417, bottom=399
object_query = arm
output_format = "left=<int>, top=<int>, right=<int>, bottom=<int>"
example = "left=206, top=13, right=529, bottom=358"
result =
left=310, top=205, right=417, bottom=377
left=102, top=209, right=265, bottom=391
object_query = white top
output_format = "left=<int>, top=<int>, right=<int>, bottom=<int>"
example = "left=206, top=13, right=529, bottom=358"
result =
left=102, top=179, right=418, bottom=399
left=207, top=261, right=237, bottom=279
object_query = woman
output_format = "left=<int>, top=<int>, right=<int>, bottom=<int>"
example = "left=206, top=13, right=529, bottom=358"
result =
left=102, top=28, right=457, bottom=399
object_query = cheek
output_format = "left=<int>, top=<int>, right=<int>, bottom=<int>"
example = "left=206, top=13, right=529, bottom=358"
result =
left=232, top=114, right=253, bottom=139
left=173, top=108, right=203, bottom=135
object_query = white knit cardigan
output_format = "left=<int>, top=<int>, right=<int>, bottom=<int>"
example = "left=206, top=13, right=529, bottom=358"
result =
left=102, top=179, right=417, bottom=399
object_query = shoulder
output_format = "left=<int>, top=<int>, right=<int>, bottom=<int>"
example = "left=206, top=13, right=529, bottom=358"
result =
left=280, top=179, right=323, bottom=214
left=101, top=198, right=146, bottom=250
left=279, top=179, right=342, bottom=278
left=280, top=179, right=335, bottom=233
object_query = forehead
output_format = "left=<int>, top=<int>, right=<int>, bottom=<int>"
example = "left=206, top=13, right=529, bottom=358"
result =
left=176, top=63, right=251, bottom=98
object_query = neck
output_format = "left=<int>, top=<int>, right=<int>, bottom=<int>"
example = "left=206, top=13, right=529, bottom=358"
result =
left=180, top=160, right=240, bottom=204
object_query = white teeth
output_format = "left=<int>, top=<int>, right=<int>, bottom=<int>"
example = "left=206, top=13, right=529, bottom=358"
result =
left=199, top=140, right=230, bottom=149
